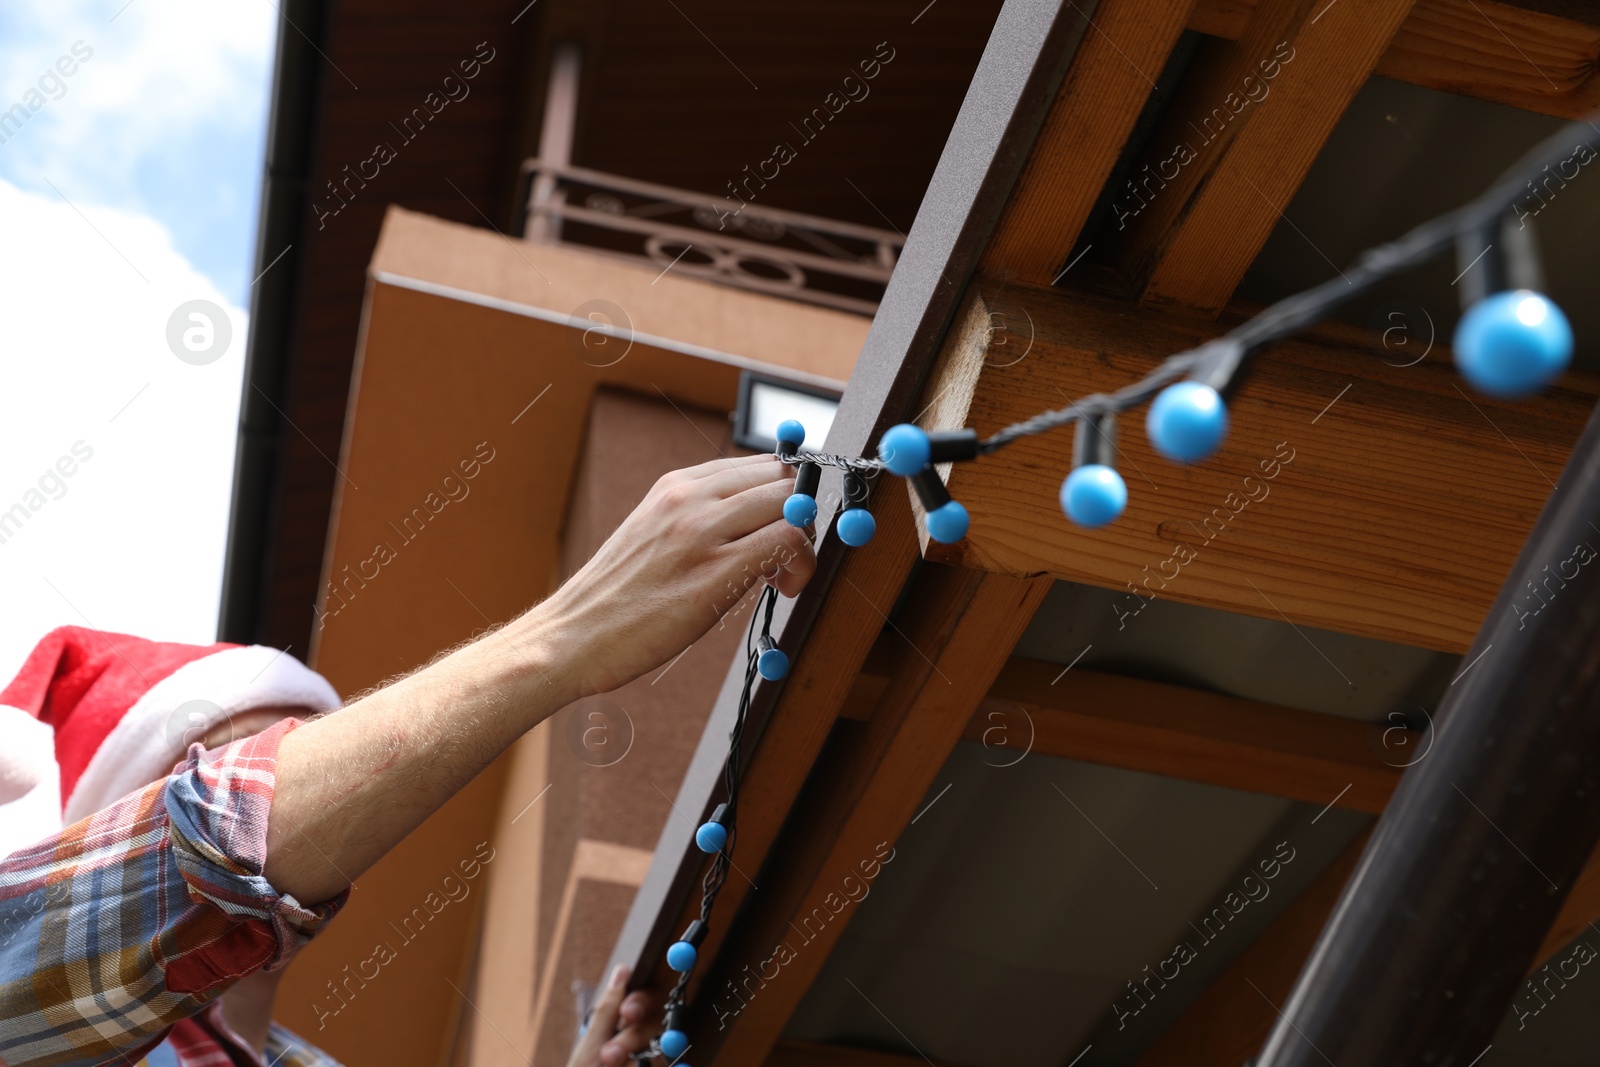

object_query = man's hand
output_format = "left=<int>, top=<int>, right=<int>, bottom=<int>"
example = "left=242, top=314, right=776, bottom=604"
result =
left=265, top=454, right=816, bottom=905
left=539, top=454, right=817, bottom=698
left=567, top=964, right=657, bottom=1067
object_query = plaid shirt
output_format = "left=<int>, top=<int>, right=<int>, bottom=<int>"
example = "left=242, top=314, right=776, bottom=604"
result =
left=0, top=718, right=349, bottom=1067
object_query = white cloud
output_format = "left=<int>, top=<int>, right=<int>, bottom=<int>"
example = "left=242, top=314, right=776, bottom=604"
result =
left=0, top=178, right=247, bottom=682
left=0, top=0, right=277, bottom=303
left=0, top=0, right=272, bottom=171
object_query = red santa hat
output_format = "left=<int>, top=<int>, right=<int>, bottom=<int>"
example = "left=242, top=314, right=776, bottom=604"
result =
left=0, top=625, right=341, bottom=859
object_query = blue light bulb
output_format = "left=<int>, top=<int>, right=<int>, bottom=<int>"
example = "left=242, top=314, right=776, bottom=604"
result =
left=695, top=821, right=728, bottom=853
left=774, top=420, right=806, bottom=448
left=666, top=940, right=697, bottom=972
left=1060, top=464, right=1128, bottom=528
left=1454, top=290, right=1573, bottom=398
left=878, top=424, right=931, bottom=476
left=925, top=500, right=969, bottom=544
left=837, top=508, right=876, bottom=546
left=757, top=646, right=789, bottom=680
left=660, top=1030, right=690, bottom=1061
left=1146, top=382, right=1228, bottom=464
left=783, top=492, right=818, bottom=527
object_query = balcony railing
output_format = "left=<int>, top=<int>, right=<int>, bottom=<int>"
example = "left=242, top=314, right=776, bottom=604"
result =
left=517, top=160, right=902, bottom=316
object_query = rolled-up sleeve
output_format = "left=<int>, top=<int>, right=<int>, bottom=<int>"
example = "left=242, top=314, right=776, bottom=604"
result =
left=0, top=717, right=349, bottom=1067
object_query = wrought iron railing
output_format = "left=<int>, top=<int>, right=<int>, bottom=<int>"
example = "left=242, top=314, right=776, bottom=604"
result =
left=517, top=160, right=902, bottom=316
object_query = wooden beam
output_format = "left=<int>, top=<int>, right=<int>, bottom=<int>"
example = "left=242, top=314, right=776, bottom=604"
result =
left=1107, top=0, right=1419, bottom=312
left=978, top=658, right=1401, bottom=812
left=1188, top=0, right=1258, bottom=38
left=696, top=569, right=1053, bottom=1067
left=1190, top=0, right=1600, bottom=120
left=844, top=649, right=1402, bottom=811
left=917, top=279, right=1598, bottom=652
left=1379, top=0, right=1600, bottom=118
left=989, top=0, right=1600, bottom=302
left=980, top=0, right=1199, bottom=284
left=1135, top=829, right=1372, bottom=1066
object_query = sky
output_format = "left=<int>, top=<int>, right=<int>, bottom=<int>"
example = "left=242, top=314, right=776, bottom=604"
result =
left=0, top=1, right=277, bottom=681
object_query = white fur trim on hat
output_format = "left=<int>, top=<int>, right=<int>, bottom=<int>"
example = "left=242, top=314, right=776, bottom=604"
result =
left=63, top=645, right=341, bottom=825
left=0, top=708, right=61, bottom=859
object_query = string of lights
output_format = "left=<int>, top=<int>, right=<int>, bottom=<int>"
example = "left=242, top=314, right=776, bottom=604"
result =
left=639, top=110, right=1599, bottom=1067
left=646, top=586, right=782, bottom=1067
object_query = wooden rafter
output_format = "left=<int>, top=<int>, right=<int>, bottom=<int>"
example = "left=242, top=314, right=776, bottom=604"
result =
left=695, top=568, right=1053, bottom=1067
left=980, top=0, right=1199, bottom=284
left=915, top=279, right=1598, bottom=652
left=1191, top=0, right=1600, bottom=120
left=1106, top=0, right=1419, bottom=312
left=976, top=658, right=1400, bottom=811
left=975, top=0, right=1600, bottom=297
left=843, top=653, right=1404, bottom=813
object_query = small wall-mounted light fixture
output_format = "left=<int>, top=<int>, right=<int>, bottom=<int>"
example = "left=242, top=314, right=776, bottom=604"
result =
left=732, top=370, right=842, bottom=453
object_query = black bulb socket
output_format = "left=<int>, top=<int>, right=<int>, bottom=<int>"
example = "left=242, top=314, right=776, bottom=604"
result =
left=911, top=468, right=952, bottom=512
left=1073, top=412, right=1117, bottom=469
left=843, top=470, right=870, bottom=507
left=927, top=429, right=979, bottom=464
left=794, top=461, right=821, bottom=498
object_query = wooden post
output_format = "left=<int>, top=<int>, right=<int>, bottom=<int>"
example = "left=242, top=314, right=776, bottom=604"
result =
left=1256, top=399, right=1600, bottom=1064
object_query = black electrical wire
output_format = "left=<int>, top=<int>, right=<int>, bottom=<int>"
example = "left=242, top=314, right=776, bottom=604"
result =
left=641, top=586, right=777, bottom=1064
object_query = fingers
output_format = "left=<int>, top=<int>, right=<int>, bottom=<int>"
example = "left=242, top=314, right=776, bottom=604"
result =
left=590, top=963, right=628, bottom=1035
left=711, top=476, right=797, bottom=539
left=601, top=990, right=658, bottom=1066
left=599, top=1024, right=653, bottom=1067
left=567, top=964, right=629, bottom=1067
left=675, top=452, right=786, bottom=482
left=735, top=518, right=817, bottom=599
left=695, top=457, right=792, bottom=501
left=618, top=989, right=655, bottom=1027
left=771, top=534, right=818, bottom=597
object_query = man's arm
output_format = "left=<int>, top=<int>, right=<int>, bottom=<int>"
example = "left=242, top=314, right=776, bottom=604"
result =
left=264, top=454, right=813, bottom=904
